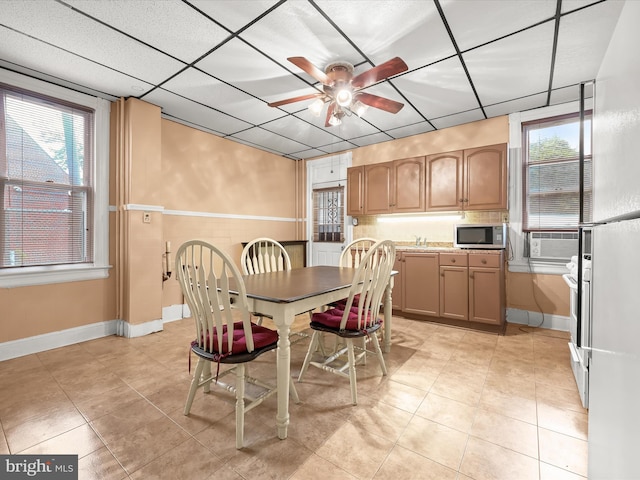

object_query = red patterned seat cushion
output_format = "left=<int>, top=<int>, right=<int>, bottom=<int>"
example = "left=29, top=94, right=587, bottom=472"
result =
left=193, top=322, right=278, bottom=355
left=311, top=307, right=380, bottom=331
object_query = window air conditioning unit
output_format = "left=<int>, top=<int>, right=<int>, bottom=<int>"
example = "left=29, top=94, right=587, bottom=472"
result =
left=525, top=232, right=579, bottom=262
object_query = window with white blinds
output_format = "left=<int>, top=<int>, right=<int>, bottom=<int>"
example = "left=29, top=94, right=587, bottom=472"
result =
left=313, top=186, right=344, bottom=243
left=522, top=112, right=592, bottom=231
left=1, top=84, right=94, bottom=268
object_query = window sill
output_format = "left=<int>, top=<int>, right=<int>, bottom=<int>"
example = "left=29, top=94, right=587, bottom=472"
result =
left=508, top=260, right=570, bottom=275
left=0, top=264, right=112, bottom=288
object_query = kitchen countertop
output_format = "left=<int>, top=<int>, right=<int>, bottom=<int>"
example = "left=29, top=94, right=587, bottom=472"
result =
left=394, top=244, right=504, bottom=254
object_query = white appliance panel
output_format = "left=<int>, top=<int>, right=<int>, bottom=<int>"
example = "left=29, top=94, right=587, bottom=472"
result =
left=588, top=219, right=640, bottom=478
left=592, top=1, right=640, bottom=222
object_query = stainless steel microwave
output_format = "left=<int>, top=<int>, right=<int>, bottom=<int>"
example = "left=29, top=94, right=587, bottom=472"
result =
left=454, top=223, right=507, bottom=249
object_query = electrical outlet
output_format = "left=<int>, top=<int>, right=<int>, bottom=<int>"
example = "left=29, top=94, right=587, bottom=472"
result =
left=502, top=213, right=508, bottom=223
left=143, top=212, right=151, bottom=223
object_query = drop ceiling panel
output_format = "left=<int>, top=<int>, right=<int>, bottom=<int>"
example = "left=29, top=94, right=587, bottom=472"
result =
left=231, top=126, right=311, bottom=155
left=386, top=122, right=435, bottom=140
left=353, top=82, right=425, bottom=130
left=431, top=109, right=486, bottom=130
left=484, top=92, right=548, bottom=119
left=0, top=25, right=153, bottom=98
left=188, top=0, right=281, bottom=33
left=143, top=88, right=251, bottom=135
left=158, top=67, right=283, bottom=125
left=348, top=132, right=395, bottom=148
left=261, top=114, right=340, bottom=147
left=553, top=0, right=625, bottom=89
left=237, top=1, right=365, bottom=73
left=441, top=0, right=557, bottom=51
left=314, top=0, right=455, bottom=68
left=195, top=37, right=322, bottom=112
left=394, top=56, right=479, bottom=120
left=463, top=22, right=555, bottom=105
left=63, top=0, right=229, bottom=63
left=1, top=0, right=184, bottom=84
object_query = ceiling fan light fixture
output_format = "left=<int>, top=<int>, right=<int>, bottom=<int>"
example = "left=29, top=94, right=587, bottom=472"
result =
left=308, top=98, right=324, bottom=116
left=352, top=100, right=369, bottom=117
left=335, top=88, right=352, bottom=107
left=328, top=113, right=342, bottom=126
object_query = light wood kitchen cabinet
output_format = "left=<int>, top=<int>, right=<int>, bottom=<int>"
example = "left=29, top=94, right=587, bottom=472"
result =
left=402, top=251, right=439, bottom=316
left=393, top=249, right=505, bottom=329
left=439, top=253, right=469, bottom=320
left=364, top=162, right=394, bottom=214
left=393, top=156, right=425, bottom=213
left=425, top=143, right=507, bottom=211
left=426, top=150, right=464, bottom=211
left=464, top=143, right=508, bottom=210
left=468, top=252, right=504, bottom=325
left=355, top=157, right=425, bottom=215
left=346, top=166, right=364, bottom=216
left=391, top=252, right=403, bottom=310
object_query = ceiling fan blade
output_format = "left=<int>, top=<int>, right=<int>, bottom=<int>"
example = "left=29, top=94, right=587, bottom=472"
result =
left=325, top=102, right=336, bottom=127
left=288, top=57, right=332, bottom=86
left=268, top=93, right=321, bottom=108
left=356, top=92, right=404, bottom=114
left=351, top=57, right=408, bottom=89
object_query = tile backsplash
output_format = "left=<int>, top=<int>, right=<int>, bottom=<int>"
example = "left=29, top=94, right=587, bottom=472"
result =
left=353, top=211, right=507, bottom=246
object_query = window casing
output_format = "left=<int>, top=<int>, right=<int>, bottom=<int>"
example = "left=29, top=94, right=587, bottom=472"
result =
left=522, top=111, right=592, bottom=231
left=0, top=69, right=109, bottom=287
left=1, top=85, right=94, bottom=268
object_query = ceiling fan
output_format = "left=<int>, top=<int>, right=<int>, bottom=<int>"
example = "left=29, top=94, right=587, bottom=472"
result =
left=268, top=56, right=409, bottom=127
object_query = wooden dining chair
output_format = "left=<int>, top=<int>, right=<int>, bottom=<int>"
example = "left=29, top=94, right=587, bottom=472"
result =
left=298, top=239, right=396, bottom=405
left=241, top=238, right=314, bottom=344
left=241, top=238, right=292, bottom=326
left=175, top=239, right=299, bottom=449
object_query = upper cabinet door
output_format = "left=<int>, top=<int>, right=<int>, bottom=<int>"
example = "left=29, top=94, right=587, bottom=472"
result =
left=393, top=156, right=425, bottom=213
left=464, top=143, right=507, bottom=210
left=364, top=162, right=394, bottom=214
left=346, top=166, right=364, bottom=216
left=426, top=150, right=464, bottom=211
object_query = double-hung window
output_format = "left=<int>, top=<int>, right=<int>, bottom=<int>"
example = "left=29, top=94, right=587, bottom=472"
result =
left=0, top=71, right=110, bottom=287
left=522, top=111, right=592, bottom=231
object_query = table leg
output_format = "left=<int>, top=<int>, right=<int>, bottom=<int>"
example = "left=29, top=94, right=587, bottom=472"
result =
left=275, top=312, right=293, bottom=439
left=383, top=278, right=393, bottom=353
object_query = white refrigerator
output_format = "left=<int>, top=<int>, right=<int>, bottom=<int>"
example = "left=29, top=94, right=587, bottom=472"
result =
left=588, top=1, right=640, bottom=478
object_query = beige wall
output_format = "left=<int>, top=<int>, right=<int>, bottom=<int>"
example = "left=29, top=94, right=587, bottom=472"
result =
left=160, top=120, right=301, bottom=307
left=1, top=103, right=568, bottom=347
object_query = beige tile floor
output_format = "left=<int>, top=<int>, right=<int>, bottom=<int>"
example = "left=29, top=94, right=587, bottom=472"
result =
left=0, top=315, right=588, bottom=480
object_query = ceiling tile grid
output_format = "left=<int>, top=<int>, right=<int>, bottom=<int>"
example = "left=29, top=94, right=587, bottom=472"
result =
left=0, top=0, right=625, bottom=160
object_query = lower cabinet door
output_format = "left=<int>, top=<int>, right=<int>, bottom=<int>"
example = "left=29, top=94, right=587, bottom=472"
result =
left=439, top=266, right=468, bottom=320
left=403, top=252, right=439, bottom=316
left=469, top=267, right=502, bottom=324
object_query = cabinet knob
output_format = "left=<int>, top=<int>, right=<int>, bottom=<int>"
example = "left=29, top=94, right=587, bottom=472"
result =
left=481, top=259, right=487, bottom=264
left=451, top=259, right=456, bottom=263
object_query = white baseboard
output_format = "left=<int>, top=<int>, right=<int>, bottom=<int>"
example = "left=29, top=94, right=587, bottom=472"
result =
left=0, top=304, right=189, bottom=361
left=0, top=320, right=119, bottom=362
left=507, top=308, right=569, bottom=331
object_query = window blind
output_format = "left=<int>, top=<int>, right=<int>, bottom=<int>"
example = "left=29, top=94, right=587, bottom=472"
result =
left=1, top=84, right=94, bottom=268
left=522, top=112, right=592, bottom=231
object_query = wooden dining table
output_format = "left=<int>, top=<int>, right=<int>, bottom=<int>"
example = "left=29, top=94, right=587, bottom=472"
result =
left=232, top=265, right=395, bottom=440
